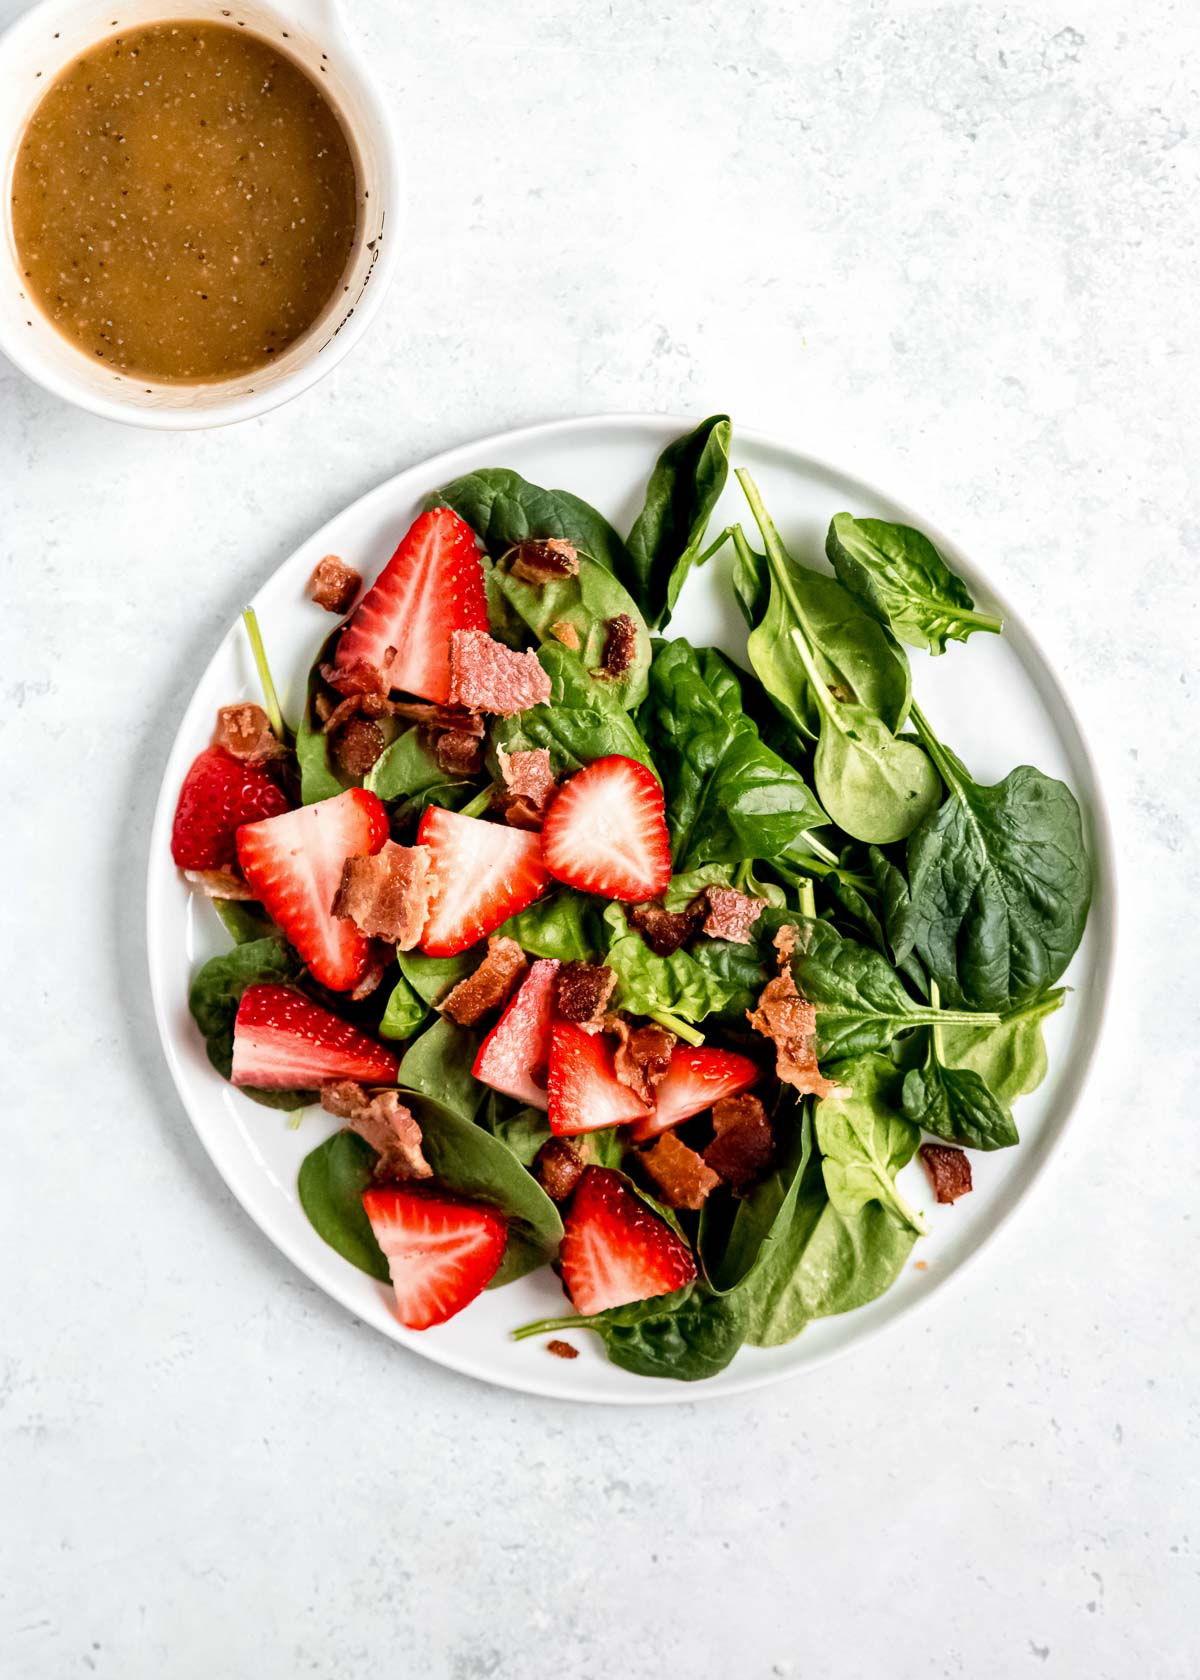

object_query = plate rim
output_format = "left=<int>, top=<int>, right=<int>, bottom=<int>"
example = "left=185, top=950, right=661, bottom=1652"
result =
left=145, top=411, right=1119, bottom=1404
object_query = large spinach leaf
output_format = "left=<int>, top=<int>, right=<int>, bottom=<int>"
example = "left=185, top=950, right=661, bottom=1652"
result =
left=494, top=644, right=657, bottom=774
left=699, top=1098, right=811, bottom=1293
left=295, top=629, right=346, bottom=805
left=497, top=889, right=602, bottom=961
left=188, top=937, right=310, bottom=1110
left=938, top=988, right=1065, bottom=1106
left=901, top=981, right=1018, bottom=1150
left=638, top=639, right=827, bottom=870
left=495, top=555, right=651, bottom=708
left=625, top=414, right=732, bottom=628
left=904, top=704, right=1093, bottom=1011
left=814, top=1054, right=925, bottom=1235
left=396, top=946, right=478, bottom=1007
left=398, top=1017, right=484, bottom=1121
left=826, top=513, right=1002, bottom=656
left=297, top=1130, right=390, bottom=1281
left=515, top=1286, right=747, bottom=1381
left=479, top=1094, right=552, bottom=1166
left=426, top=467, right=632, bottom=581
left=378, top=968, right=430, bottom=1042
left=365, top=727, right=462, bottom=803
left=603, top=903, right=738, bottom=1036
left=737, top=474, right=939, bottom=844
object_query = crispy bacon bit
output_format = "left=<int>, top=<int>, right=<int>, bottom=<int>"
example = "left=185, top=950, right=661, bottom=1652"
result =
left=533, top=1137, right=585, bottom=1202
left=510, top=537, right=580, bottom=584
left=212, top=703, right=286, bottom=766
left=747, top=967, right=840, bottom=1100
left=919, top=1143, right=973, bottom=1204
left=641, top=1132, right=721, bottom=1211
left=498, top=747, right=556, bottom=809
left=448, top=630, right=552, bottom=715
left=434, top=728, right=484, bottom=777
left=627, top=900, right=701, bottom=957
left=550, top=620, right=581, bottom=651
left=331, top=841, right=431, bottom=949
left=183, top=866, right=255, bottom=900
left=774, top=923, right=799, bottom=963
left=701, top=886, right=764, bottom=945
left=555, top=962, right=617, bottom=1027
left=388, top=700, right=486, bottom=735
left=332, top=716, right=385, bottom=777
left=308, top=554, right=361, bottom=616
left=321, top=657, right=392, bottom=700
left=547, top=1338, right=579, bottom=1360
left=612, top=1020, right=677, bottom=1105
left=597, top=613, right=638, bottom=679
left=320, top=1082, right=431, bottom=1180
left=440, top=937, right=528, bottom=1026
left=704, top=1094, right=774, bottom=1192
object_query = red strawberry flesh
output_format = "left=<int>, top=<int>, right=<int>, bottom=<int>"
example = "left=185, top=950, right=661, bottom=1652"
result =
left=417, top=805, right=550, bottom=957
left=539, top=755, right=671, bottom=902
left=362, top=1185, right=507, bottom=1329
left=547, top=1022, right=652, bottom=1136
left=171, top=746, right=289, bottom=870
left=559, top=1166, right=696, bottom=1315
left=630, top=1046, right=761, bottom=1142
left=473, top=958, right=560, bottom=1110
left=231, top=984, right=398, bottom=1088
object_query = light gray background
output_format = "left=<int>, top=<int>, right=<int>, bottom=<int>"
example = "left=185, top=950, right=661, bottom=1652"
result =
left=3, top=0, right=1197, bottom=1675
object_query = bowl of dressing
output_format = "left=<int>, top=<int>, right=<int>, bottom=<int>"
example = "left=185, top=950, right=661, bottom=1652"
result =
left=0, top=0, right=400, bottom=427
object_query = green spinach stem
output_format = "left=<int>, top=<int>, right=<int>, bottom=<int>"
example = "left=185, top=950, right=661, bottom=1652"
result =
left=647, top=1009, right=705, bottom=1047
left=242, top=607, right=287, bottom=741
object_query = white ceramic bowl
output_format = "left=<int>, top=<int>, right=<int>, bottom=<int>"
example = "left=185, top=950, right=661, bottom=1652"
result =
left=0, top=0, right=400, bottom=427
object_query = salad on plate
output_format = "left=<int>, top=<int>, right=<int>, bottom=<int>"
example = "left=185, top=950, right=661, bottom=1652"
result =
left=169, top=417, right=1092, bottom=1382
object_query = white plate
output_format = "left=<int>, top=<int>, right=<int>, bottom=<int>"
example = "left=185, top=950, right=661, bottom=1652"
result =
left=146, top=415, right=1116, bottom=1403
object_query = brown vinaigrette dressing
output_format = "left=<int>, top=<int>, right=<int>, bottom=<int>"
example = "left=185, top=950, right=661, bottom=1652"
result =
left=10, top=21, right=358, bottom=382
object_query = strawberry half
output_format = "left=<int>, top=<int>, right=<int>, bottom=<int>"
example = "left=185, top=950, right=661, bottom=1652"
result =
left=362, top=1185, right=507, bottom=1329
left=231, top=984, right=399, bottom=1088
left=417, top=806, right=550, bottom=957
left=473, top=958, right=560, bottom=1110
left=547, top=1022, right=652, bottom=1136
left=630, top=1046, right=761, bottom=1143
left=171, top=746, right=289, bottom=870
left=539, top=755, right=671, bottom=902
left=559, top=1166, right=696, bottom=1315
left=237, top=788, right=389, bottom=991
left=335, top=508, right=488, bottom=703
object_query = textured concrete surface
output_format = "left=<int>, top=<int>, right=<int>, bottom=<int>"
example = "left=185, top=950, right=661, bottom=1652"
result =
left=2, top=1, right=1197, bottom=1676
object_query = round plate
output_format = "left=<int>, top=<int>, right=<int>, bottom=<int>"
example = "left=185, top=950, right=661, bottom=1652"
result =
left=146, top=415, right=1116, bottom=1403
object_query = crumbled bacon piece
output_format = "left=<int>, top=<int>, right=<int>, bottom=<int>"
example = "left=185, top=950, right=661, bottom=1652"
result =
left=434, top=729, right=484, bottom=777
left=747, top=963, right=840, bottom=1101
left=641, top=1132, right=721, bottom=1211
left=321, top=657, right=392, bottom=700
left=440, top=937, right=528, bottom=1026
left=212, top=703, right=286, bottom=766
left=321, top=1082, right=431, bottom=1180
left=448, top=630, right=551, bottom=715
left=700, top=886, right=764, bottom=945
left=183, top=866, right=255, bottom=900
left=703, top=1094, right=774, bottom=1192
left=555, top=962, right=617, bottom=1027
left=919, top=1143, right=973, bottom=1204
left=597, top=613, right=638, bottom=679
left=332, top=716, right=385, bottom=777
left=550, top=621, right=581, bottom=651
left=547, top=1338, right=579, bottom=1360
left=331, top=841, right=431, bottom=949
left=612, top=1020, right=677, bottom=1104
left=627, top=900, right=701, bottom=957
left=308, top=554, right=361, bottom=616
left=388, top=700, right=486, bottom=735
left=510, top=537, right=580, bottom=584
left=498, top=748, right=556, bottom=810
left=533, top=1137, right=585, bottom=1202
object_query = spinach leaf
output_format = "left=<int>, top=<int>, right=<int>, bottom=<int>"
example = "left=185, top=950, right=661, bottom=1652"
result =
left=938, top=988, right=1065, bottom=1106
left=365, top=727, right=463, bottom=803
left=495, top=554, right=651, bottom=708
left=494, top=644, right=657, bottom=774
left=815, top=1054, right=926, bottom=1234
left=662, top=862, right=733, bottom=910
left=480, top=1096, right=551, bottom=1167
left=426, top=467, right=632, bottom=581
left=295, top=629, right=346, bottom=805
left=730, top=527, right=770, bottom=630
left=397, top=946, right=477, bottom=1007
left=905, top=704, right=1093, bottom=1012
left=583, top=1128, right=626, bottom=1170
left=826, top=513, right=1002, bottom=656
left=516, top=1286, right=748, bottom=1382
left=188, top=937, right=311, bottom=1109
left=378, top=968, right=429, bottom=1042
left=638, top=640, right=827, bottom=871
left=497, top=889, right=602, bottom=960
left=901, top=979, right=1017, bottom=1150
left=602, top=903, right=738, bottom=1034
left=297, top=1130, right=390, bottom=1281
left=213, top=899, right=276, bottom=945
left=625, top=414, right=732, bottom=628
left=789, top=917, right=998, bottom=1061
left=398, top=1017, right=484, bottom=1121
left=699, top=1098, right=811, bottom=1293
left=737, top=475, right=939, bottom=844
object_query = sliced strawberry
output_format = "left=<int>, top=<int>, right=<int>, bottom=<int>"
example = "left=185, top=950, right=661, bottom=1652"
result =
left=361, top=1185, right=507, bottom=1329
left=231, top=984, right=398, bottom=1089
left=335, top=508, right=488, bottom=703
left=473, top=959, right=560, bottom=1110
left=539, top=755, right=671, bottom=902
left=417, top=806, right=549, bottom=957
left=559, top=1166, right=696, bottom=1315
left=236, top=788, right=389, bottom=990
left=547, top=1022, right=652, bottom=1136
left=171, top=746, right=289, bottom=870
left=630, top=1046, right=761, bottom=1143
